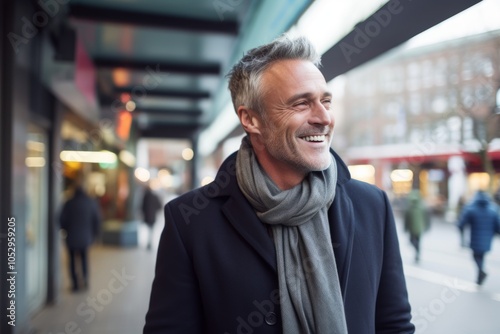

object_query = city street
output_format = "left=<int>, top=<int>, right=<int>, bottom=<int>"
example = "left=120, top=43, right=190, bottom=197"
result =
left=395, top=213, right=500, bottom=334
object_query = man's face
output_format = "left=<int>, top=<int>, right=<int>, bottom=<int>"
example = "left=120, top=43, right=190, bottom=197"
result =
left=255, top=59, right=334, bottom=175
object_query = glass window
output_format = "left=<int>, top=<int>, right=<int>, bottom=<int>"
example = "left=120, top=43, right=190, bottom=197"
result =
left=432, top=94, right=448, bottom=113
left=447, top=116, right=462, bottom=143
left=407, top=62, right=420, bottom=91
left=463, top=117, right=474, bottom=141
left=434, top=57, right=447, bottom=86
left=422, top=60, right=433, bottom=88
left=461, top=56, right=473, bottom=81
left=409, top=126, right=423, bottom=144
left=26, top=125, right=48, bottom=314
left=432, top=121, right=449, bottom=143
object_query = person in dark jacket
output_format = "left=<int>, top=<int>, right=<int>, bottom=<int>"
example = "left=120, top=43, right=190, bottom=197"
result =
left=404, top=189, right=430, bottom=263
left=458, top=190, right=500, bottom=285
left=60, top=179, right=101, bottom=292
left=144, top=35, right=414, bottom=334
left=141, top=185, right=162, bottom=250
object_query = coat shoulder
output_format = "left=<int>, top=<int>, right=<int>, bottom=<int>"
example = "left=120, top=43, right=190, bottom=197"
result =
left=342, top=178, right=387, bottom=205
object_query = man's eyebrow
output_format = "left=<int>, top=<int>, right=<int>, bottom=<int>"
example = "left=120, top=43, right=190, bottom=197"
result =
left=285, top=91, right=333, bottom=104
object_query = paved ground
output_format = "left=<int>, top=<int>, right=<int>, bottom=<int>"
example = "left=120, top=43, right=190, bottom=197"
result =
left=31, top=211, right=500, bottom=334
left=31, top=221, right=163, bottom=334
left=397, top=213, right=500, bottom=334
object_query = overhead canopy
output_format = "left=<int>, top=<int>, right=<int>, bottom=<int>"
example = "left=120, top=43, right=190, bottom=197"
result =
left=48, top=0, right=481, bottom=147
left=53, top=0, right=312, bottom=140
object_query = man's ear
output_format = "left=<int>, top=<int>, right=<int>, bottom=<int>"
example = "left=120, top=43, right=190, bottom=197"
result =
left=237, top=106, right=261, bottom=135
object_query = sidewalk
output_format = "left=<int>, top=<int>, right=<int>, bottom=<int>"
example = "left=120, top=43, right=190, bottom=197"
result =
left=31, top=222, right=163, bottom=334
left=31, top=211, right=499, bottom=333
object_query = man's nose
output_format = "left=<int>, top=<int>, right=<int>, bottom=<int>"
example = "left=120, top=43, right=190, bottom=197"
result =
left=310, top=101, right=333, bottom=125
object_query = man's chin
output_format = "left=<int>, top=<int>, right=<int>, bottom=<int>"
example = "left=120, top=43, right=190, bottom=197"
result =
left=306, top=157, right=332, bottom=172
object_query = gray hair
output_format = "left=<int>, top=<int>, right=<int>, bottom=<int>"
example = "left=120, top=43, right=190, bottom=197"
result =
left=227, top=34, right=321, bottom=115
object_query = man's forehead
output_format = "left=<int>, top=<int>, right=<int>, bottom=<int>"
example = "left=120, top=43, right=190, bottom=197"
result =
left=262, top=59, right=328, bottom=91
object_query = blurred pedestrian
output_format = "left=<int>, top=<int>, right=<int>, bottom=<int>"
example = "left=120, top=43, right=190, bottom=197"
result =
left=59, top=176, right=101, bottom=292
left=456, top=195, right=468, bottom=247
left=458, top=190, right=500, bottom=285
left=141, top=184, right=162, bottom=250
left=404, top=189, right=429, bottom=263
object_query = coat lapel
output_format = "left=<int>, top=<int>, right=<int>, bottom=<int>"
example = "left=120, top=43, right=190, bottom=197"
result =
left=222, top=196, right=277, bottom=272
left=329, top=150, right=355, bottom=297
left=329, top=189, right=355, bottom=298
left=211, top=150, right=355, bottom=280
left=209, top=152, right=277, bottom=272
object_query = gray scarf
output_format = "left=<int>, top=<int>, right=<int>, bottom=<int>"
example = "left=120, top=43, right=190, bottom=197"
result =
left=236, top=136, right=348, bottom=334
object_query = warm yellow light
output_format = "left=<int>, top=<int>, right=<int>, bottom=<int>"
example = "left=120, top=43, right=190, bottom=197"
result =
left=158, top=169, right=173, bottom=187
left=27, top=140, right=45, bottom=152
left=391, top=169, right=414, bottom=182
left=348, top=164, right=375, bottom=184
left=158, top=169, right=171, bottom=177
left=125, top=100, right=136, bottom=112
left=150, top=178, right=162, bottom=190
left=119, top=150, right=136, bottom=167
left=60, top=150, right=117, bottom=164
left=112, top=68, right=130, bottom=87
left=182, top=148, right=194, bottom=161
left=25, top=157, right=46, bottom=167
left=201, top=176, right=215, bottom=186
left=134, top=167, right=150, bottom=183
left=468, top=173, right=490, bottom=193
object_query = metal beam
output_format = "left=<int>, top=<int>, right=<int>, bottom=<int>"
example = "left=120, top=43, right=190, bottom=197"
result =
left=139, top=123, right=203, bottom=139
left=321, top=0, right=482, bottom=80
left=68, top=3, right=238, bottom=35
left=114, top=87, right=210, bottom=100
left=133, top=108, right=203, bottom=117
left=94, top=56, right=221, bottom=75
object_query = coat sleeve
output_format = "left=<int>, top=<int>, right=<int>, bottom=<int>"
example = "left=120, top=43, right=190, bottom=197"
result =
left=494, top=211, right=500, bottom=235
left=375, top=191, right=415, bottom=333
left=92, top=199, right=102, bottom=239
left=457, top=207, right=470, bottom=231
left=59, top=204, right=68, bottom=230
left=143, top=204, right=203, bottom=334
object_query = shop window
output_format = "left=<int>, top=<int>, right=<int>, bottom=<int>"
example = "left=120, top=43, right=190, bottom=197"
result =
left=467, top=173, right=490, bottom=195
left=390, top=169, right=413, bottom=195
left=348, top=164, right=375, bottom=184
left=26, top=125, right=48, bottom=314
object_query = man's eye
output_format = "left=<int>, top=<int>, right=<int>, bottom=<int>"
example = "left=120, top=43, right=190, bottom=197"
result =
left=322, top=99, right=332, bottom=107
left=294, top=101, right=308, bottom=107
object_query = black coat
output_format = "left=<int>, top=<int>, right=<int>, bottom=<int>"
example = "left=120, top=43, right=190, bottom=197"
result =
left=59, top=188, right=101, bottom=249
left=144, top=151, right=415, bottom=334
left=142, top=188, right=162, bottom=226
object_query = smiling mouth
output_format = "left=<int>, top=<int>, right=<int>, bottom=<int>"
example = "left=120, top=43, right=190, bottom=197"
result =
left=301, top=135, right=327, bottom=142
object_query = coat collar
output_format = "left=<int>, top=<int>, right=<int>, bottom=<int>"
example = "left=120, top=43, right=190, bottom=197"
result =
left=211, top=148, right=351, bottom=198
left=208, top=149, right=354, bottom=284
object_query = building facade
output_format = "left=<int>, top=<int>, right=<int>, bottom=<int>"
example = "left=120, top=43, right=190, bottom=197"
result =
left=336, top=30, right=500, bottom=217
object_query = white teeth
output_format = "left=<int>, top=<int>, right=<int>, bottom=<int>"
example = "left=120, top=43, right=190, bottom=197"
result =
left=303, top=135, right=326, bottom=142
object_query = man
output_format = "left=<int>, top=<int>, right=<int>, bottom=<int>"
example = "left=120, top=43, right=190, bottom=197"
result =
left=60, top=176, right=101, bottom=292
left=404, top=189, right=430, bottom=263
left=141, top=184, right=162, bottom=250
left=144, top=35, right=414, bottom=334
left=458, top=190, right=500, bottom=285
